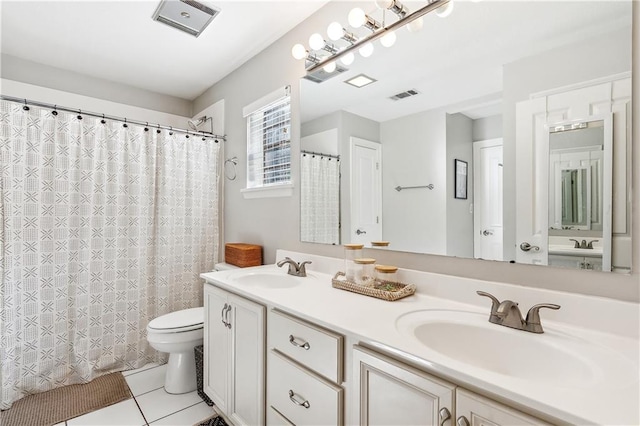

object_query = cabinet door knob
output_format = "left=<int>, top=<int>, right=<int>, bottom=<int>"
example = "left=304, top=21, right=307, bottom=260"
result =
left=289, top=335, right=311, bottom=350
left=456, top=416, right=470, bottom=426
left=439, top=407, right=451, bottom=426
left=288, top=389, right=310, bottom=408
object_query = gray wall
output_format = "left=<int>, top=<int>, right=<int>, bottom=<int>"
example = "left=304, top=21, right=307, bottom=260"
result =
left=473, top=114, right=503, bottom=141
left=380, top=109, right=447, bottom=254
left=446, top=113, right=474, bottom=258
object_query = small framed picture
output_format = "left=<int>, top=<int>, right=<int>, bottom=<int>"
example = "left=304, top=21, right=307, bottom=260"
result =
left=455, top=159, right=468, bottom=199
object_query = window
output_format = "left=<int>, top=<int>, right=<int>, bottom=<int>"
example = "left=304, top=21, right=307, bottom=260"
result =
left=244, top=87, right=291, bottom=193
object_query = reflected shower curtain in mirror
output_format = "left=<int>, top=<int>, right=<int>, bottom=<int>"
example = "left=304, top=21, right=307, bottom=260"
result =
left=300, top=153, right=340, bottom=245
left=0, top=100, right=220, bottom=409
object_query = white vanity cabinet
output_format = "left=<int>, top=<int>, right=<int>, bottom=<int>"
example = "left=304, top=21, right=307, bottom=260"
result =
left=267, top=309, right=345, bottom=425
left=203, top=284, right=265, bottom=426
left=353, top=346, right=549, bottom=426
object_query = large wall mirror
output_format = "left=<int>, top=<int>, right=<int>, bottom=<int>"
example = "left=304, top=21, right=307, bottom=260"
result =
left=300, top=0, right=633, bottom=273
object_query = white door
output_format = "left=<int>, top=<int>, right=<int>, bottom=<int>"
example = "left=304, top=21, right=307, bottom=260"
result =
left=203, top=285, right=230, bottom=413
left=350, top=137, right=382, bottom=244
left=228, top=293, right=265, bottom=426
left=515, top=97, right=549, bottom=265
left=473, top=139, right=503, bottom=261
left=353, top=346, right=455, bottom=426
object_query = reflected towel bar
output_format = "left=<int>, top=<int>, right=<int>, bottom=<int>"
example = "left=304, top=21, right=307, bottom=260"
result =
left=395, top=184, right=434, bottom=192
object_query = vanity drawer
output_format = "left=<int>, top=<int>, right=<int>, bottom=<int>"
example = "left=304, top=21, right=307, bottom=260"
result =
left=269, top=309, right=343, bottom=383
left=268, top=349, right=343, bottom=426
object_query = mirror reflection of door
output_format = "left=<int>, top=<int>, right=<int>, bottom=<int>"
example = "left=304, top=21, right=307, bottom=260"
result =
left=473, top=139, right=503, bottom=261
left=350, top=137, right=382, bottom=245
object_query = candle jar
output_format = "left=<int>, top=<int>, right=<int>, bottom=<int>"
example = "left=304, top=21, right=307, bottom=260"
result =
left=374, top=265, right=398, bottom=284
left=354, top=258, right=376, bottom=287
left=344, top=243, right=364, bottom=281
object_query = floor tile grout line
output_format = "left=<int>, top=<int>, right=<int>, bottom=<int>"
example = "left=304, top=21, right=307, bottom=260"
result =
left=130, top=385, right=166, bottom=398
left=132, top=395, right=150, bottom=426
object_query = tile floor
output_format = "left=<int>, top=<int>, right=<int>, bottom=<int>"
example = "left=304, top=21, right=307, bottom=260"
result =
left=53, top=364, right=218, bottom=426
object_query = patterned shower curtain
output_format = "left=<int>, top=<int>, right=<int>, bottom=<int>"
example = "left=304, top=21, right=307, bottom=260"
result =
left=0, top=100, right=220, bottom=409
left=300, top=153, right=340, bottom=245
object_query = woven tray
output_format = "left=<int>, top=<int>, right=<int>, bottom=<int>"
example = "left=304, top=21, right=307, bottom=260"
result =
left=331, top=272, right=416, bottom=301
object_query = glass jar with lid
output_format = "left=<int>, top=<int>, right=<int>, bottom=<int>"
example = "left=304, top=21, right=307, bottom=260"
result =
left=354, top=258, right=376, bottom=287
left=343, top=243, right=364, bottom=281
left=374, top=264, right=398, bottom=284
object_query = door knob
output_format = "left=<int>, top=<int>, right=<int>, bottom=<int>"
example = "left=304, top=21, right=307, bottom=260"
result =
left=482, top=229, right=493, bottom=236
left=519, top=242, right=540, bottom=252
left=356, top=228, right=367, bottom=235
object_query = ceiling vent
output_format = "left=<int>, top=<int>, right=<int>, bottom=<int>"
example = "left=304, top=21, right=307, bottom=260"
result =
left=389, top=89, right=420, bottom=101
left=303, top=64, right=349, bottom=84
left=152, top=0, right=220, bottom=37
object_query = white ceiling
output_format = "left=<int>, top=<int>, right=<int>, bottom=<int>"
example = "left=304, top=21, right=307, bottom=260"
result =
left=0, top=0, right=327, bottom=100
left=300, top=0, right=632, bottom=123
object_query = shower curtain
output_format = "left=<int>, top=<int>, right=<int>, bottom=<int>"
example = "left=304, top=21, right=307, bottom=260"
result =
left=0, top=100, right=220, bottom=409
left=300, top=153, right=340, bottom=245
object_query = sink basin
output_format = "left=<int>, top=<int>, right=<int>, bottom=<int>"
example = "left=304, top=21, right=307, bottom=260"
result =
left=228, top=270, right=307, bottom=289
left=395, top=309, right=635, bottom=388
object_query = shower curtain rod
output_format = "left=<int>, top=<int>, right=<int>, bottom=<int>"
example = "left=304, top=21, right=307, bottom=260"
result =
left=0, top=95, right=227, bottom=141
left=301, top=149, right=340, bottom=160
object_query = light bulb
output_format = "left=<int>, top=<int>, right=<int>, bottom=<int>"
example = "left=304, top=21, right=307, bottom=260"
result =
left=327, top=22, right=344, bottom=41
left=348, top=8, right=366, bottom=28
left=435, top=0, right=454, bottom=18
left=340, top=52, right=355, bottom=66
left=309, top=33, right=325, bottom=50
left=359, top=42, right=374, bottom=58
left=323, top=61, right=337, bottom=73
left=375, top=0, right=394, bottom=9
left=407, top=16, right=423, bottom=32
left=380, top=31, right=396, bottom=47
left=291, top=44, right=307, bottom=60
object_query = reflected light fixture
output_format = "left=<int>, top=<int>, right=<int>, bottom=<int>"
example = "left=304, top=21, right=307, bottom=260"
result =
left=291, top=0, right=456, bottom=77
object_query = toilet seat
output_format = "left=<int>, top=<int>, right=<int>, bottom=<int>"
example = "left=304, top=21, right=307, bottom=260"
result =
left=148, top=307, right=203, bottom=333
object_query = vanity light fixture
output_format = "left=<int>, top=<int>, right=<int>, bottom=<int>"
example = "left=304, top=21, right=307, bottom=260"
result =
left=345, top=74, right=377, bottom=88
left=291, top=0, right=455, bottom=77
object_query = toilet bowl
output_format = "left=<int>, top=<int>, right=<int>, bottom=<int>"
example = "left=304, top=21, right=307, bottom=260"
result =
left=147, top=307, right=204, bottom=394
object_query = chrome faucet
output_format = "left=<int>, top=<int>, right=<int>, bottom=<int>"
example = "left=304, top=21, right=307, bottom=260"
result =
left=277, top=257, right=312, bottom=277
left=476, top=291, right=560, bottom=333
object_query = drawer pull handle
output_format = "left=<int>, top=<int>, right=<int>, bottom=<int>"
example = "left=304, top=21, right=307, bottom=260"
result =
left=439, top=408, right=451, bottom=426
left=221, top=303, right=228, bottom=327
left=289, top=335, right=311, bottom=350
left=288, top=390, right=310, bottom=408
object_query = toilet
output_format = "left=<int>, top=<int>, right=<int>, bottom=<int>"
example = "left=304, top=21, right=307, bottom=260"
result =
left=146, top=263, right=239, bottom=394
left=147, top=307, right=204, bottom=394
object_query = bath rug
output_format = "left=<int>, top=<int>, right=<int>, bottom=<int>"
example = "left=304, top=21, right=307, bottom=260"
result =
left=0, top=371, right=131, bottom=426
left=196, top=413, right=229, bottom=426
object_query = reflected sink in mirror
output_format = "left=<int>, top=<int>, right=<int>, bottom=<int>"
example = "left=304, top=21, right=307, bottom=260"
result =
left=395, top=309, right=636, bottom=388
left=228, top=270, right=312, bottom=289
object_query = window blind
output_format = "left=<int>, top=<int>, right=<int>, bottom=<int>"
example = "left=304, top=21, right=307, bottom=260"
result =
left=246, top=93, right=291, bottom=189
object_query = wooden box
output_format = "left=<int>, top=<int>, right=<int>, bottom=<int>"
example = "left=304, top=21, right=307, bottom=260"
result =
left=225, top=243, right=262, bottom=267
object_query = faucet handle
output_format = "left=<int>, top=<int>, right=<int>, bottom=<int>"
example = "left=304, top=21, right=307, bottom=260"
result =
left=298, top=261, right=312, bottom=276
left=569, top=239, right=580, bottom=248
left=587, top=239, right=599, bottom=249
left=525, top=303, right=561, bottom=333
left=476, top=291, right=502, bottom=323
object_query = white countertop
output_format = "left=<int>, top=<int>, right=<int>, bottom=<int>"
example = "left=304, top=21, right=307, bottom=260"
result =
left=201, top=251, right=639, bottom=425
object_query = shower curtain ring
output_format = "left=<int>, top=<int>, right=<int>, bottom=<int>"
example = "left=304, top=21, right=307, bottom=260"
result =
left=157, top=124, right=161, bottom=134
left=52, top=105, right=58, bottom=116
left=22, top=99, right=30, bottom=111
left=123, top=118, right=128, bottom=128
left=101, top=114, right=106, bottom=124
left=77, top=110, right=83, bottom=120
left=169, top=126, right=173, bottom=136
left=144, top=122, right=149, bottom=132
